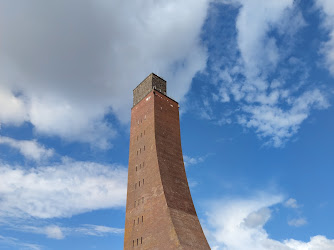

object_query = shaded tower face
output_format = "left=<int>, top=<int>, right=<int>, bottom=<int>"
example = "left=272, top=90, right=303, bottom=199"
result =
left=124, top=73, right=210, bottom=250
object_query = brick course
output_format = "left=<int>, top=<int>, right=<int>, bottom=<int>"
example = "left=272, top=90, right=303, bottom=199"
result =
left=124, top=75, right=210, bottom=249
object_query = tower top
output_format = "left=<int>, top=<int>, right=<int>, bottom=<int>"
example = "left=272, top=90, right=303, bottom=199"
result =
left=133, top=73, right=167, bottom=106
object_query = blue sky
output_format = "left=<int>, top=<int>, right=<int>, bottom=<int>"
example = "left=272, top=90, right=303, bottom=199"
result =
left=0, top=0, right=334, bottom=249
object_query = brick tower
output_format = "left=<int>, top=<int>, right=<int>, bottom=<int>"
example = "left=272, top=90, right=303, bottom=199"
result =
left=124, top=73, right=210, bottom=250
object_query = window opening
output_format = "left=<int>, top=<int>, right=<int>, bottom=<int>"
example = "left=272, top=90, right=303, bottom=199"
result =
left=141, top=237, right=143, bottom=244
left=139, top=181, right=140, bottom=187
left=142, top=216, right=143, bottom=222
left=137, top=239, right=138, bottom=245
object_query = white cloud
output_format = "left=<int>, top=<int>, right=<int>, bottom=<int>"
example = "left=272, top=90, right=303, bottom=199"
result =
left=207, top=1, right=329, bottom=147
left=74, top=224, right=123, bottom=237
left=284, top=236, right=334, bottom=250
left=0, top=86, right=28, bottom=126
left=0, top=136, right=54, bottom=161
left=8, top=223, right=123, bottom=240
left=243, top=207, right=271, bottom=228
left=0, top=0, right=209, bottom=148
left=315, top=0, right=334, bottom=76
left=0, top=234, right=41, bottom=250
left=184, top=155, right=206, bottom=167
left=236, top=0, right=294, bottom=78
left=284, top=198, right=299, bottom=209
left=0, top=160, right=127, bottom=219
left=240, top=89, right=329, bottom=147
left=205, top=192, right=334, bottom=250
left=45, top=225, right=64, bottom=239
left=206, top=192, right=285, bottom=250
left=287, top=218, right=307, bottom=227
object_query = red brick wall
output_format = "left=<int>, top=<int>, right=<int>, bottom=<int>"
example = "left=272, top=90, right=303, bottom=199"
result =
left=124, top=90, right=210, bottom=250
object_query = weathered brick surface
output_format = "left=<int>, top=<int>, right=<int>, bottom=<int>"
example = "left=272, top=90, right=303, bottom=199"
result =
left=133, top=73, right=167, bottom=106
left=124, top=76, right=210, bottom=250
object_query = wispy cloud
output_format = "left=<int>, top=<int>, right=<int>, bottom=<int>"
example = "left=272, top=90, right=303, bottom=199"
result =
left=6, top=223, right=123, bottom=240
left=284, top=198, right=300, bottom=209
left=315, top=0, right=334, bottom=76
left=73, top=224, right=123, bottom=237
left=203, top=1, right=330, bottom=147
left=0, top=136, right=54, bottom=161
left=0, top=159, right=127, bottom=219
left=288, top=218, right=307, bottom=227
left=184, top=155, right=206, bottom=167
left=0, top=234, right=41, bottom=250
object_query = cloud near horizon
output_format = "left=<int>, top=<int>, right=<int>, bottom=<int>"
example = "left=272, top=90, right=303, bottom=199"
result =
left=205, top=192, right=334, bottom=250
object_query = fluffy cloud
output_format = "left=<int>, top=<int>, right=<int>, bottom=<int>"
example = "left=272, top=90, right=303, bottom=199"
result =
left=0, top=136, right=54, bottom=161
left=44, top=225, right=64, bottom=240
left=205, top=192, right=334, bottom=250
left=0, top=160, right=127, bottom=219
left=284, top=236, right=334, bottom=250
left=0, top=86, right=28, bottom=126
left=0, top=0, right=209, bottom=148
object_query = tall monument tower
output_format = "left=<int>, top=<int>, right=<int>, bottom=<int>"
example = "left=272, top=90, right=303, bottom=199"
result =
left=124, top=73, right=210, bottom=249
